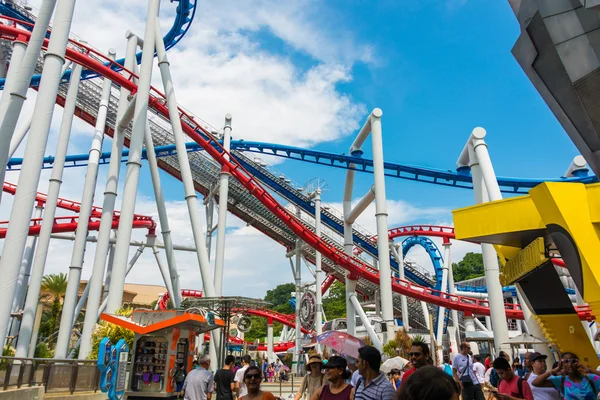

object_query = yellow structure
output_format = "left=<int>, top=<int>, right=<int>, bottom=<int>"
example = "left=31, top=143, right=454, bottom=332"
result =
left=453, top=182, right=600, bottom=365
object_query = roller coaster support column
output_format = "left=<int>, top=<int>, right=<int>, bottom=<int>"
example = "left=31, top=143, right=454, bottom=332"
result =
left=391, top=243, right=409, bottom=330
left=463, top=315, right=479, bottom=354
left=294, top=228, right=302, bottom=374
left=56, top=49, right=116, bottom=358
left=215, top=114, right=232, bottom=295
left=446, top=249, right=461, bottom=341
left=0, top=0, right=77, bottom=349
left=8, top=60, right=71, bottom=161
left=78, top=35, right=138, bottom=359
left=0, top=0, right=57, bottom=205
left=9, top=202, right=43, bottom=337
left=349, top=294, right=383, bottom=352
left=345, top=276, right=357, bottom=336
left=435, top=242, right=451, bottom=347
left=68, top=245, right=145, bottom=359
left=103, top=236, right=116, bottom=301
left=14, top=63, right=83, bottom=358
left=310, top=189, right=323, bottom=352
left=144, top=118, right=180, bottom=306
left=153, top=17, right=215, bottom=299
left=459, top=128, right=510, bottom=354
left=365, top=109, right=394, bottom=339
left=107, top=0, right=161, bottom=313
left=267, top=317, right=274, bottom=362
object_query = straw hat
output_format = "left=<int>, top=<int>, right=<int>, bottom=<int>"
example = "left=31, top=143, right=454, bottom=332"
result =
left=306, top=354, right=323, bottom=369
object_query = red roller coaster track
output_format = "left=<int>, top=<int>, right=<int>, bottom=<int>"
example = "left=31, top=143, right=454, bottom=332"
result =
left=0, top=214, right=155, bottom=238
left=3, top=181, right=152, bottom=221
left=0, top=22, right=591, bottom=322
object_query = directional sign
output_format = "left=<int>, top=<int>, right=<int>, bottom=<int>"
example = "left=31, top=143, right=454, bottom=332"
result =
left=97, top=337, right=129, bottom=400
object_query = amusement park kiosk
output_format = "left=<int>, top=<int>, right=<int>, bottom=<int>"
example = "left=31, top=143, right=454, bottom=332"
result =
left=100, top=310, right=224, bottom=399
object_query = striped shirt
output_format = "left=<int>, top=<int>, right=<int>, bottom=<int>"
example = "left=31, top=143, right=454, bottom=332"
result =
left=354, top=372, right=396, bottom=400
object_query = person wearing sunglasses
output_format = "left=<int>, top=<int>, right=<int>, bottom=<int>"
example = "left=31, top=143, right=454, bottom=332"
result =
left=401, top=340, right=431, bottom=385
left=241, top=365, right=276, bottom=400
left=452, top=342, right=484, bottom=400
left=532, top=352, right=600, bottom=400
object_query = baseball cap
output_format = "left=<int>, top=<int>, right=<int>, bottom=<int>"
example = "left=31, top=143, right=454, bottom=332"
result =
left=322, top=356, right=347, bottom=369
left=530, top=352, right=547, bottom=363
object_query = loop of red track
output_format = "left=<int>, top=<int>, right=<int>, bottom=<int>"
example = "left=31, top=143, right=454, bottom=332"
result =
left=0, top=22, right=591, bottom=321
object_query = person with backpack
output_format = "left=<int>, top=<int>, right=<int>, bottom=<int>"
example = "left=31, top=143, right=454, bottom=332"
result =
left=492, top=357, right=533, bottom=400
left=532, top=351, right=600, bottom=400
left=174, top=363, right=187, bottom=398
left=452, top=342, right=484, bottom=400
left=440, top=356, right=453, bottom=377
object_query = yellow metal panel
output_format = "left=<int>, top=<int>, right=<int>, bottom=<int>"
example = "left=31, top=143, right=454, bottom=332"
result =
left=530, top=183, right=600, bottom=308
left=501, top=238, right=548, bottom=286
left=453, top=195, right=545, bottom=246
left=586, top=183, right=600, bottom=223
left=535, top=314, right=598, bottom=366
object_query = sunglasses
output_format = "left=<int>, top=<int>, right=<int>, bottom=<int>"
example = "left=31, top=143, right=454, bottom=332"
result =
left=562, top=359, right=579, bottom=364
left=245, top=374, right=261, bottom=380
left=408, top=352, right=422, bottom=357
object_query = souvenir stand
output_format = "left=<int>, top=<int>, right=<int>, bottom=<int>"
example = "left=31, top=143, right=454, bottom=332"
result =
left=100, top=310, right=224, bottom=399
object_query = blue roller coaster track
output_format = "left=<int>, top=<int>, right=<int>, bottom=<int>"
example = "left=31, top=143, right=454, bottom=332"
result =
left=0, top=0, right=197, bottom=88
left=7, top=140, right=596, bottom=193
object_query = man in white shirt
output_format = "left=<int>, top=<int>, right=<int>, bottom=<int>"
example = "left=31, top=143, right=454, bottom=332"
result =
left=452, top=342, right=484, bottom=400
left=234, top=355, right=252, bottom=398
left=472, top=355, right=486, bottom=385
left=526, top=352, right=561, bottom=400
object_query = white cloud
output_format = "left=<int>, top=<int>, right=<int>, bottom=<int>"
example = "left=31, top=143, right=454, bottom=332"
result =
left=1, top=0, right=478, bottom=304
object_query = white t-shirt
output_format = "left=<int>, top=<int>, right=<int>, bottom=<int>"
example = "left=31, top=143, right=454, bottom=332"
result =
left=527, top=373, right=561, bottom=400
left=452, top=353, right=479, bottom=384
left=472, top=361, right=486, bottom=384
left=234, top=365, right=249, bottom=397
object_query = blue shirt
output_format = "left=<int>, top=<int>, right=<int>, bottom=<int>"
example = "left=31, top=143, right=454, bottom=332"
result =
left=354, top=373, right=396, bottom=400
left=548, top=374, right=600, bottom=400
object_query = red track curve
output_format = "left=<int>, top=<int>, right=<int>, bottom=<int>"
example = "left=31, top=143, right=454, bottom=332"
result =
left=0, top=23, right=591, bottom=321
left=0, top=214, right=155, bottom=238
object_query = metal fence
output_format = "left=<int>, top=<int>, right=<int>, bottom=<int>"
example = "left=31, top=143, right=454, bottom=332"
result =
left=0, top=356, right=99, bottom=394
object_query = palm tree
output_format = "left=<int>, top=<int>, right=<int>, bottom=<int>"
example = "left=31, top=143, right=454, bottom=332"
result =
left=40, top=273, right=68, bottom=343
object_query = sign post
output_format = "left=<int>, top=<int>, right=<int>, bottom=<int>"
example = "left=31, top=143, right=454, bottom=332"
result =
left=97, top=337, right=129, bottom=400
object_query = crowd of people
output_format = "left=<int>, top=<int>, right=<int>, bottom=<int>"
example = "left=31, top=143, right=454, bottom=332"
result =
left=173, top=341, right=600, bottom=400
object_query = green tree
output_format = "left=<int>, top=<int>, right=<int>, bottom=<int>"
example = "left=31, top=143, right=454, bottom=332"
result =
left=452, top=252, right=485, bottom=282
left=244, top=283, right=296, bottom=342
left=39, top=273, right=68, bottom=342
left=322, top=282, right=346, bottom=319
left=88, top=307, right=135, bottom=359
left=264, top=283, right=295, bottom=314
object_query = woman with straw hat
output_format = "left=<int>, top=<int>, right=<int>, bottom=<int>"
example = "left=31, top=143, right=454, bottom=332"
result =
left=295, top=354, right=325, bottom=400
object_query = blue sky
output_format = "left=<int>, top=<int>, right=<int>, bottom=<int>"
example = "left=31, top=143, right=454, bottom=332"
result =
left=4, top=0, right=583, bottom=297
left=147, top=0, right=581, bottom=211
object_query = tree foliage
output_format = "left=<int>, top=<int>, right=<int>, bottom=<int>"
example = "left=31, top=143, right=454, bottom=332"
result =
left=244, top=283, right=296, bottom=342
left=322, top=282, right=346, bottom=320
left=452, top=252, right=485, bottom=282
left=88, top=307, right=135, bottom=360
left=39, top=273, right=68, bottom=344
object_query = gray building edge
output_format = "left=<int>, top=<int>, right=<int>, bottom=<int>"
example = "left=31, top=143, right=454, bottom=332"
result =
left=509, top=0, right=600, bottom=176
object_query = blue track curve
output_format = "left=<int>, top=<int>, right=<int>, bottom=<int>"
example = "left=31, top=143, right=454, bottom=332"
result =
left=0, top=0, right=197, bottom=88
left=402, top=236, right=444, bottom=290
